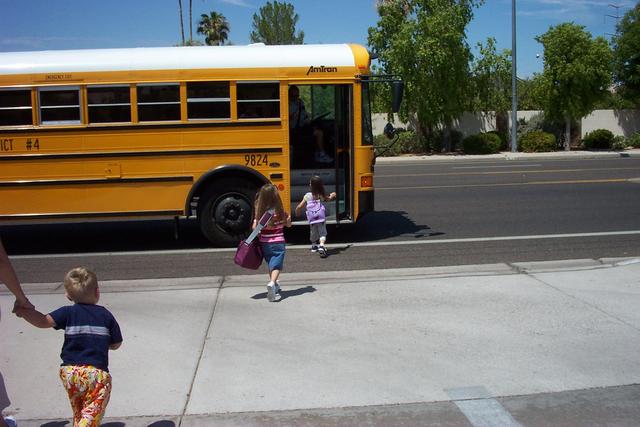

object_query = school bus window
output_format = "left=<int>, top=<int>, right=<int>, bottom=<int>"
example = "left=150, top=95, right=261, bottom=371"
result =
left=39, top=87, right=81, bottom=125
left=361, top=82, right=374, bottom=146
left=87, top=85, right=131, bottom=124
left=237, top=82, right=279, bottom=119
left=137, top=83, right=180, bottom=122
left=187, top=81, right=230, bottom=120
left=0, top=89, right=32, bottom=126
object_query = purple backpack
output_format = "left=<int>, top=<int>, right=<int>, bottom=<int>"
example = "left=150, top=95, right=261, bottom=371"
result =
left=306, top=197, right=326, bottom=224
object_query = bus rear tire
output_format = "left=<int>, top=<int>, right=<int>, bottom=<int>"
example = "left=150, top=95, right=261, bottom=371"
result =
left=198, top=179, right=257, bottom=246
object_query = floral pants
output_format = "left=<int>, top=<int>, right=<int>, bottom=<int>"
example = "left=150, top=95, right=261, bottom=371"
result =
left=59, top=365, right=112, bottom=427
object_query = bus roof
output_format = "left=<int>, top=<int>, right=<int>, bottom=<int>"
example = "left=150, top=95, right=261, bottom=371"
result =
left=0, top=44, right=369, bottom=76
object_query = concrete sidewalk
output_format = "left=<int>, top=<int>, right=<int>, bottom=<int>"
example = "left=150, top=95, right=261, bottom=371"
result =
left=2, top=257, right=640, bottom=426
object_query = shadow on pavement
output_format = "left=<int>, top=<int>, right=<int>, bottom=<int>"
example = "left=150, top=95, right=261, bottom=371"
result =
left=1, top=210, right=439, bottom=255
left=251, top=285, right=317, bottom=302
left=285, top=210, right=439, bottom=245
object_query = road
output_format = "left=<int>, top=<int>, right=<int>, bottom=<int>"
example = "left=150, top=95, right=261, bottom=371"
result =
left=2, top=155, right=639, bottom=283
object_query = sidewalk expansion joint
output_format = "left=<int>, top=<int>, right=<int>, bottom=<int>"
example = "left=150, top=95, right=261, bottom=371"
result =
left=178, top=285, right=220, bottom=427
left=528, top=274, right=640, bottom=334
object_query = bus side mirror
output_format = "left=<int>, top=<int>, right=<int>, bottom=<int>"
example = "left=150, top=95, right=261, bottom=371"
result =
left=391, top=81, right=404, bottom=113
left=384, top=122, right=395, bottom=140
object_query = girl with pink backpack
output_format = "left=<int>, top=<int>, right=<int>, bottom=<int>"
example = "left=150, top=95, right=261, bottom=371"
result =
left=295, top=175, right=336, bottom=258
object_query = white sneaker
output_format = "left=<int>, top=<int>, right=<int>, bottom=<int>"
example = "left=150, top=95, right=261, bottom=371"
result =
left=318, top=246, right=328, bottom=258
left=314, top=152, right=333, bottom=163
left=267, top=283, right=276, bottom=302
left=274, top=281, right=281, bottom=295
left=310, top=244, right=318, bottom=252
left=4, top=416, right=17, bottom=427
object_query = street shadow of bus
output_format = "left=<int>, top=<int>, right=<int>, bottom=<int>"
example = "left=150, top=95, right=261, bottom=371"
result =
left=353, top=210, right=442, bottom=241
left=0, top=220, right=210, bottom=255
left=286, top=210, right=442, bottom=244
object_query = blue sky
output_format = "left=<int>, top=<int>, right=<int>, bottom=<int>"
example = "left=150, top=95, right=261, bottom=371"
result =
left=1, top=0, right=635, bottom=77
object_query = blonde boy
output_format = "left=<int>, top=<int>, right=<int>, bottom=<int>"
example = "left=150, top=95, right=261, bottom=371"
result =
left=16, top=267, right=122, bottom=427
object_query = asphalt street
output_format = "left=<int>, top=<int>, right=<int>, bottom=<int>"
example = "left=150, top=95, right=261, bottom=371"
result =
left=1, top=151, right=639, bottom=283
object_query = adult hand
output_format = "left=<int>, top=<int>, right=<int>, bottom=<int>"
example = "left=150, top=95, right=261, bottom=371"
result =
left=13, top=296, right=34, bottom=316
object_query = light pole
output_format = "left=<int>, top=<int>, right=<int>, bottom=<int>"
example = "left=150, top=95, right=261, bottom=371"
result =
left=511, top=0, right=518, bottom=152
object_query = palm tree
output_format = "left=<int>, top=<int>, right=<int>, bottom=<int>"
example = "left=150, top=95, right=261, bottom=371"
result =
left=197, top=11, right=230, bottom=46
left=189, top=0, right=193, bottom=42
left=178, top=0, right=185, bottom=45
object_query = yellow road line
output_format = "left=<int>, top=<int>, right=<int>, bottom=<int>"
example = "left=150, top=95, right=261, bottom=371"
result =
left=378, top=167, right=640, bottom=178
left=377, top=178, right=631, bottom=190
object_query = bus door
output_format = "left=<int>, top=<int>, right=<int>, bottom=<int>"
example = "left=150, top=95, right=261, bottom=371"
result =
left=331, top=85, right=352, bottom=221
left=289, top=84, right=352, bottom=223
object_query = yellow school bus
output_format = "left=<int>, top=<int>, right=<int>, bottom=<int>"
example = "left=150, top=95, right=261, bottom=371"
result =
left=0, top=44, right=401, bottom=246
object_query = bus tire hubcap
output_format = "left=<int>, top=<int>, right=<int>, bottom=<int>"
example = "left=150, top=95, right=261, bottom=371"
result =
left=214, top=195, right=250, bottom=233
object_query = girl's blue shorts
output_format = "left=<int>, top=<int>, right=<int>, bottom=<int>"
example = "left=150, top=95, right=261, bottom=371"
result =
left=261, top=242, right=285, bottom=271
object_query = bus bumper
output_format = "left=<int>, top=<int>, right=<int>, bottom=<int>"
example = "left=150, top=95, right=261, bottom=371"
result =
left=358, top=190, right=374, bottom=218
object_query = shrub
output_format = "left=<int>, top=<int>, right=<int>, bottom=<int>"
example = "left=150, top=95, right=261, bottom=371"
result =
left=519, top=131, right=556, bottom=152
left=582, top=129, right=614, bottom=150
left=462, top=132, right=501, bottom=154
left=424, top=129, right=464, bottom=152
left=487, top=130, right=509, bottom=151
left=611, top=135, right=627, bottom=151
left=627, top=132, right=640, bottom=148
left=374, top=130, right=422, bottom=156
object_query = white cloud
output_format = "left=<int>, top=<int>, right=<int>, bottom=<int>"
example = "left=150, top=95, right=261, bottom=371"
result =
left=516, top=0, right=632, bottom=21
left=220, top=0, right=253, bottom=7
left=0, top=36, right=76, bottom=49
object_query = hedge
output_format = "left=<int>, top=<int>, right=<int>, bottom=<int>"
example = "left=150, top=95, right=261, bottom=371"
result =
left=519, top=131, right=556, bottom=152
left=582, top=129, right=614, bottom=150
left=462, top=132, right=501, bottom=154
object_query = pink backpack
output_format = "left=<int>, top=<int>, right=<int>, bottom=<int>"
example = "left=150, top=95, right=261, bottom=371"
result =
left=306, top=197, right=326, bottom=224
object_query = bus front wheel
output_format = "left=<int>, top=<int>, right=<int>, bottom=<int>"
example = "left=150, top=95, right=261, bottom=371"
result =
left=199, top=179, right=257, bottom=246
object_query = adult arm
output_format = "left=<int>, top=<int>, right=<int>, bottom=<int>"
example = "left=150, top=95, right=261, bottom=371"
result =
left=0, top=238, right=33, bottom=313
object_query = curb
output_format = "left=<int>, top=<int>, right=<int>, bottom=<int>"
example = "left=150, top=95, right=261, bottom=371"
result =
left=4, top=257, right=638, bottom=295
left=375, top=149, right=640, bottom=163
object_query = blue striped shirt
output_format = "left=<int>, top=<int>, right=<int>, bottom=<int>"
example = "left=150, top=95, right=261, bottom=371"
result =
left=50, top=303, right=122, bottom=372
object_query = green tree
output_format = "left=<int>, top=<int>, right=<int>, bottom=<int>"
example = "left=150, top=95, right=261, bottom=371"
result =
left=470, top=37, right=512, bottom=136
left=250, top=1, right=304, bottom=45
left=612, top=3, right=640, bottom=106
left=368, top=0, right=484, bottom=152
left=197, top=11, right=230, bottom=46
left=535, top=23, right=612, bottom=149
left=516, top=75, right=545, bottom=111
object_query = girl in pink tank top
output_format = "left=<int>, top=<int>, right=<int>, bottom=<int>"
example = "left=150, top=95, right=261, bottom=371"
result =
left=253, top=184, right=291, bottom=302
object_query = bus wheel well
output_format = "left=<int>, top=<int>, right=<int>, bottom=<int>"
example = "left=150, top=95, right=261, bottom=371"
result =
left=190, top=169, right=269, bottom=202
left=190, top=169, right=267, bottom=246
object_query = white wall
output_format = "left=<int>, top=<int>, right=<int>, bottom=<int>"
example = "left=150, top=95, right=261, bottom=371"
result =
left=581, top=110, right=640, bottom=137
left=373, top=110, right=640, bottom=138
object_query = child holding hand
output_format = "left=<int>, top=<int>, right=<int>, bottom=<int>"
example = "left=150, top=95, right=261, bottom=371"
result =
left=295, top=175, right=336, bottom=258
left=15, top=267, right=122, bottom=427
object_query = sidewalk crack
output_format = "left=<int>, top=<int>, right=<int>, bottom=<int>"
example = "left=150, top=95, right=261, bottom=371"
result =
left=178, top=275, right=226, bottom=426
left=528, top=274, right=640, bottom=334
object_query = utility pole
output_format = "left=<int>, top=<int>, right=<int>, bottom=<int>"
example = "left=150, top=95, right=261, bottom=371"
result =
left=511, top=0, right=518, bottom=152
left=605, top=3, right=622, bottom=38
